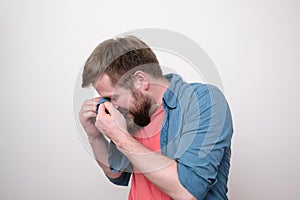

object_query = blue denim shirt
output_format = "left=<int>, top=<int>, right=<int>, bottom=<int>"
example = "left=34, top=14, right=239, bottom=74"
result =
left=107, top=74, right=233, bottom=200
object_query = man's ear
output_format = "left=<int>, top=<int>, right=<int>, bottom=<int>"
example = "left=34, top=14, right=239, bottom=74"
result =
left=133, top=71, right=149, bottom=90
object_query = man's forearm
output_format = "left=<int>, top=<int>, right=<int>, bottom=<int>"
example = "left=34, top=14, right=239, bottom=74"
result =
left=89, top=134, right=123, bottom=179
left=114, top=132, right=196, bottom=200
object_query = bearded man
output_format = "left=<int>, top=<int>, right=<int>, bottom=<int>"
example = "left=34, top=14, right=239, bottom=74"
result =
left=79, top=36, right=233, bottom=200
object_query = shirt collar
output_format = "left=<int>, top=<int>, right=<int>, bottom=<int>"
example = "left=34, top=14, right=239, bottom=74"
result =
left=162, top=73, right=183, bottom=109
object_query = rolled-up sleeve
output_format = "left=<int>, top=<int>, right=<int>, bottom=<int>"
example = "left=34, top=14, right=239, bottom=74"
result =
left=107, top=172, right=131, bottom=186
left=107, top=142, right=132, bottom=186
left=176, top=85, right=233, bottom=199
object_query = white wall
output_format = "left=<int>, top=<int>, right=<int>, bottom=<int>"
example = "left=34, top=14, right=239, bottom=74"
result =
left=1, top=0, right=299, bottom=199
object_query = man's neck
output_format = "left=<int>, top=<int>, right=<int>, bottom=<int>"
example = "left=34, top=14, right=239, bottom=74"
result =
left=149, top=77, right=170, bottom=105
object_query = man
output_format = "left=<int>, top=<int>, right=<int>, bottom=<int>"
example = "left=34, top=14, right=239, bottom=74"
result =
left=79, top=36, right=233, bottom=200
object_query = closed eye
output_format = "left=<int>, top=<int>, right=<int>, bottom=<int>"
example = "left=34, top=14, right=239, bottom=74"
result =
left=111, top=95, right=119, bottom=101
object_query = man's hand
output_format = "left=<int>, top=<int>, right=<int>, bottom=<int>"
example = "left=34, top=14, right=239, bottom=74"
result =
left=79, top=97, right=101, bottom=140
left=95, top=102, right=128, bottom=143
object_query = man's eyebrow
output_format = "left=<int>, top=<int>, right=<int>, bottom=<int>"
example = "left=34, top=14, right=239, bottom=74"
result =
left=111, top=94, right=119, bottom=99
left=99, top=92, right=114, bottom=99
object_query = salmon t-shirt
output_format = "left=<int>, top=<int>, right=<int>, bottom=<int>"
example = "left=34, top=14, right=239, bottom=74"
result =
left=128, top=104, right=172, bottom=200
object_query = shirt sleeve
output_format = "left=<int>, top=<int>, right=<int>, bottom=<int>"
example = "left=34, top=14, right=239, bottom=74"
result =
left=176, top=85, right=233, bottom=199
left=107, top=142, right=132, bottom=186
left=106, top=172, right=131, bottom=186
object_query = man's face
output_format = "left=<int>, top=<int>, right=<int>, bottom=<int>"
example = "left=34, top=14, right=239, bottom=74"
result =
left=94, top=73, right=154, bottom=133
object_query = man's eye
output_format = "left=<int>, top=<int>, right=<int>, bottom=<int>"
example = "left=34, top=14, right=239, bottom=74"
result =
left=111, top=96, right=118, bottom=101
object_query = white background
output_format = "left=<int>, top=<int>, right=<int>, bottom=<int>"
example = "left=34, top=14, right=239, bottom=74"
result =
left=1, top=0, right=299, bottom=199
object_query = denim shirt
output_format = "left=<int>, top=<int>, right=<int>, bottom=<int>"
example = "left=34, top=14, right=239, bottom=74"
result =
left=107, top=74, right=234, bottom=200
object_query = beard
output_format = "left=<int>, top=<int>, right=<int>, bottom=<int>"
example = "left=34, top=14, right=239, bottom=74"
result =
left=118, top=90, right=154, bottom=134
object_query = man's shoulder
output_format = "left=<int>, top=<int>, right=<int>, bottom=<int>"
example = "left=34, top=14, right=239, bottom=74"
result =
left=164, top=73, right=224, bottom=106
left=190, top=82, right=221, bottom=94
left=181, top=82, right=223, bottom=104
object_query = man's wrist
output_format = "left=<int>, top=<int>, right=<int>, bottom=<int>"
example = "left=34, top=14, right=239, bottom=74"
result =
left=88, top=133, right=105, bottom=144
left=112, top=130, right=132, bottom=151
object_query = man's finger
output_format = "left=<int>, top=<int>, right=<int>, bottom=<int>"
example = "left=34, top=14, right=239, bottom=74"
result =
left=93, top=97, right=101, bottom=102
left=98, top=103, right=109, bottom=115
left=103, top=102, right=114, bottom=114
